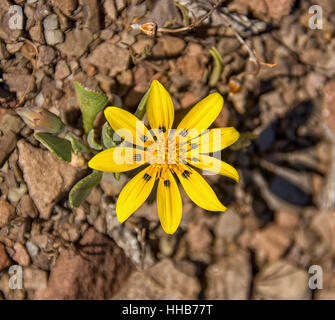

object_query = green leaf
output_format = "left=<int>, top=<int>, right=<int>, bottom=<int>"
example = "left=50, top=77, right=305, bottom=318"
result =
left=174, top=1, right=190, bottom=26
left=34, top=132, right=72, bottom=162
left=230, top=132, right=258, bottom=150
left=66, top=135, right=90, bottom=154
left=209, top=47, right=224, bottom=87
left=134, top=89, right=149, bottom=120
left=87, top=129, right=103, bottom=150
left=101, top=123, right=120, bottom=181
left=102, top=122, right=116, bottom=149
left=69, top=171, right=103, bottom=208
left=74, top=81, right=109, bottom=135
left=114, top=172, right=120, bottom=181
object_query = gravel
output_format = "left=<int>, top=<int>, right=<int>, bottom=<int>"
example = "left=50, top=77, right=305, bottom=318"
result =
left=0, top=0, right=334, bottom=301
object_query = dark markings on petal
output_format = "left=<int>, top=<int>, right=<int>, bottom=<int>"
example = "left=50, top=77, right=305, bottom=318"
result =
left=180, top=129, right=188, bottom=137
left=164, top=180, right=170, bottom=187
left=141, top=135, right=148, bottom=142
left=159, top=126, right=166, bottom=133
left=143, top=173, right=151, bottom=181
left=123, top=141, right=133, bottom=147
left=181, top=170, right=190, bottom=178
left=153, top=135, right=158, bottom=141
left=135, top=154, right=142, bottom=162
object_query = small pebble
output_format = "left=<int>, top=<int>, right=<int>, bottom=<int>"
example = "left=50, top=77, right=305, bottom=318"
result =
left=8, top=183, right=28, bottom=203
left=44, top=29, right=64, bottom=45
left=25, top=241, right=39, bottom=258
left=43, top=14, right=59, bottom=30
left=35, top=92, right=45, bottom=107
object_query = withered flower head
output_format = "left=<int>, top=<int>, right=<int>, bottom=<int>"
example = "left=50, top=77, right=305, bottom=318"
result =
left=131, top=22, right=157, bottom=37
left=16, top=106, right=65, bottom=134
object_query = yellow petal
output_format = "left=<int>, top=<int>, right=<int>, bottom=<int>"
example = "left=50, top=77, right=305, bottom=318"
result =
left=176, top=164, right=226, bottom=212
left=104, top=107, right=152, bottom=146
left=177, top=93, right=224, bottom=139
left=146, top=80, right=174, bottom=130
left=157, top=170, right=182, bottom=234
left=188, top=154, right=239, bottom=182
left=116, top=166, right=157, bottom=223
left=188, top=127, right=240, bottom=153
left=88, top=146, right=144, bottom=172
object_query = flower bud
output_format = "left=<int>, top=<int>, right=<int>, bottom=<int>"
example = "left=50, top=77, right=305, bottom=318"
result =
left=16, top=106, right=65, bottom=134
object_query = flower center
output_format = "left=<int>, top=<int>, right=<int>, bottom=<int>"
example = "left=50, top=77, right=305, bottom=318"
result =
left=144, top=130, right=187, bottom=166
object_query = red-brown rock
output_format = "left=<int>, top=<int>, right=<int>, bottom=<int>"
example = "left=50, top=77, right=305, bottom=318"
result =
left=33, top=228, right=133, bottom=299
left=112, top=259, right=200, bottom=299
left=233, top=0, right=295, bottom=20
left=17, top=140, right=80, bottom=219
left=0, top=243, right=11, bottom=272
left=0, top=200, right=15, bottom=228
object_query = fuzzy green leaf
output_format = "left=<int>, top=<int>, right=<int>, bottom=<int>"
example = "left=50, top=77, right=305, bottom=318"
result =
left=87, top=129, right=103, bottom=150
left=101, top=123, right=120, bottom=181
left=74, top=81, right=108, bottom=135
left=34, top=132, right=72, bottom=162
left=101, top=122, right=116, bottom=149
left=66, top=135, right=90, bottom=154
left=134, top=89, right=149, bottom=120
left=69, top=171, right=103, bottom=208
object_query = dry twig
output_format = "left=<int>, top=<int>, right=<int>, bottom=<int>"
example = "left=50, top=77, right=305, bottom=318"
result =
left=133, top=0, right=275, bottom=76
left=128, top=220, right=147, bottom=270
left=16, top=37, right=39, bottom=108
left=218, top=12, right=276, bottom=77
left=132, top=0, right=226, bottom=36
left=157, top=0, right=225, bottom=34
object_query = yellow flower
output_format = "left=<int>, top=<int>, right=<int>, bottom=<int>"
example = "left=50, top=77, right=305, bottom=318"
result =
left=88, top=80, right=240, bottom=234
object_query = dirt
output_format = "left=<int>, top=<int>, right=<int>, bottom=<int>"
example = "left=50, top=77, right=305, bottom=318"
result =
left=0, top=0, right=335, bottom=300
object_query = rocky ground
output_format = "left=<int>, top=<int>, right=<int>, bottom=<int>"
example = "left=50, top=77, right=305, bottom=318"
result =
left=1, top=0, right=335, bottom=300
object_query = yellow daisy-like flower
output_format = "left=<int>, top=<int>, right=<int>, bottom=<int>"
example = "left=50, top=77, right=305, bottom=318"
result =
left=88, top=80, right=240, bottom=234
